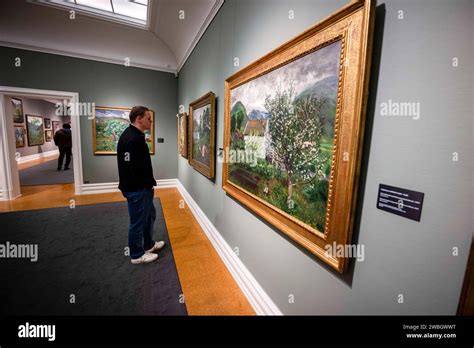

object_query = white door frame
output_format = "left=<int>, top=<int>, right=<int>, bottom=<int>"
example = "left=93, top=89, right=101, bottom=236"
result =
left=0, top=86, right=83, bottom=199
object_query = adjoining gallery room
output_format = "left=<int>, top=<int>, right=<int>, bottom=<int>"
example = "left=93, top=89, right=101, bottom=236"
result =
left=12, top=97, right=74, bottom=188
left=0, top=0, right=472, bottom=345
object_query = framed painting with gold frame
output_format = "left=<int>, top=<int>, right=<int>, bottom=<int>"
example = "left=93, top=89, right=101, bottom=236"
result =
left=26, top=114, right=44, bottom=146
left=45, top=129, right=53, bottom=142
left=189, top=92, right=216, bottom=180
left=222, top=0, right=375, bottom=273
left=52, top=121, right=61, bottom=136
left=14, top=126, right=26, bottom=148
left=12, top=97, right=24, bottom=123
left=92, top=106, right=155, bottom=155
left=177, top=112, right=188, bottom=158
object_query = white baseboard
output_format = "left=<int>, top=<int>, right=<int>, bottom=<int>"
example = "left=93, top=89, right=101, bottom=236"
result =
left=78, top=177, right=281, bottom=315
left=155, top=178, right=179, bottom=188
left=81, top=182, right=121, bottom=194
left=16, top=149, right=59, bottom=164
left=80, top=178, right=178, bottom=194
left=176, top=180, right=282, bottom=315
left=0, top=187, right=21, bottom=201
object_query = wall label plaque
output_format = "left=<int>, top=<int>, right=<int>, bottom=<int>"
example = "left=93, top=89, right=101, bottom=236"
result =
left=377, top=184, right=424, bottom=222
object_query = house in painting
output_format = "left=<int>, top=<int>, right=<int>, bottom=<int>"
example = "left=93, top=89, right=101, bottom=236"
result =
left=243, top=119, right=268, bottom=159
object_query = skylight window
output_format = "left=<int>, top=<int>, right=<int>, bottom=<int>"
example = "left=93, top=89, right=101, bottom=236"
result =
left=37, top=0, right=150, bottom=28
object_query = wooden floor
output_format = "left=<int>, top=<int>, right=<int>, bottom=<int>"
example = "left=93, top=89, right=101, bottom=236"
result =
left=0, top=158, right=255, bottom=315
left=17, top=154, right=59, bottom=170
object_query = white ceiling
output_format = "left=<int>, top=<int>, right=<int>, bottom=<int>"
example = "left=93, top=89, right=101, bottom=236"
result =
left=0, top=0, right=223, bottom=73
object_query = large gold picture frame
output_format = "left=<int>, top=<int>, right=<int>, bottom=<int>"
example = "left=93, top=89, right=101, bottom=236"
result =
left=189, top=92, right=216, bottom=180
left=177, top=112, right=188, bottom=158
left=222, top=0, right=375, bottom=273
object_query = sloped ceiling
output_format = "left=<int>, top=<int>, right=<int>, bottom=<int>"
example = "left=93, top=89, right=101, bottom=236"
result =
left=0, top=0, right=223, bottom=73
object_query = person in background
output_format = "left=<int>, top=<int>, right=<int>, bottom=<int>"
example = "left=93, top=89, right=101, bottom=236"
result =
left=53, top=123, right=72, bottom=171
left=117, top=106, right=165, bottom=265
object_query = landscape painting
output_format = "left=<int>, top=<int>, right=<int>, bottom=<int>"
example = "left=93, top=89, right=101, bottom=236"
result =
left=228, top=40, right=341, bottom=233
left=189, top=92, right=216, bottom=179
left=26, top=115, right=44, bottom=146
left=12, top=98, right=24, bottom=123
left=192, top=105, right=211, bottom=166
left=14, top=126, right=26, bottom=148
left=178, top=112, right=188, bottom=158
left=223, top=0, right=374, bottom=273
left=93, top=106, right=155, bottom=155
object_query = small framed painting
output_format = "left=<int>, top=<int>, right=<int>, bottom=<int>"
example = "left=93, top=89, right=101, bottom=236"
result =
left=189, top=92, right=216, bottom=180
left=45, top=130, right=53, bottom=142
left=52, top=121, right=61, bottom=135
left=14, top=126, right=26, bottom=148
left=177, top=112, right=188, bottom=158
left=26, top=115, right=44, bottom=146
left=44, top=118, right=51, bottom=129
left=12, top=98, right=24, bottom=123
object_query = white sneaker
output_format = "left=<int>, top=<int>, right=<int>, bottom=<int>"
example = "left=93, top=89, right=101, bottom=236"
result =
left=131, top=253, right=158, bottom=265
left=145, top=241, right=165, bottom=253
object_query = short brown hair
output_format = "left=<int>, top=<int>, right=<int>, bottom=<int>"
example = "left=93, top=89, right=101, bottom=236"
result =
left=129, top=106, right=149, bottom=123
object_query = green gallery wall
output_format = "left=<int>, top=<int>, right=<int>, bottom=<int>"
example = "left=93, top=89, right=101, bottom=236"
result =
left=0, top=0, right=472, bottom=315
left=176, top=0, right=473, bottom=314
left=0, top=48, right=178, bottom=183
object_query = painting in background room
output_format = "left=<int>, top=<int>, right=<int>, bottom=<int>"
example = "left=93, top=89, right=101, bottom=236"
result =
left=177, top=112, right=188, bottom=158
left=14, top=126, right=26, bottom=148
left=12, top=98, right=24, bottom=123
left=189, top=92, right=216, bottom=180
left=44, top=118, right=51, bottom=129
left=45, top=130, right=52, bottom=142
left=26, top=115, right=44, bottom=146
left=52, top=121, right=61, bottom=135
left=92, top=106, right=155, bottom=155
left=222, top=0, right=375, bottom=273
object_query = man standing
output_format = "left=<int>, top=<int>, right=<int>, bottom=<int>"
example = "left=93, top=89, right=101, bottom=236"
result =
left=117, top=106, right=165, bottom=265
left=53, top=123, right=72, bottom=171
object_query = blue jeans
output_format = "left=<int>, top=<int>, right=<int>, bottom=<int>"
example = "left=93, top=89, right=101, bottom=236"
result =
left=122, top=188, right=156, bottom=259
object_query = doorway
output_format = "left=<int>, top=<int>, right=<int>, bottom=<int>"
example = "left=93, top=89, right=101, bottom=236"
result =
left=0, top=86, right=83, bottom=201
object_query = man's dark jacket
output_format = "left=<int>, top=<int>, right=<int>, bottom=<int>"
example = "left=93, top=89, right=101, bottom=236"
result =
left=117, top=124, right=155, bottom=192
left=53, top=129, right=72, bottom=147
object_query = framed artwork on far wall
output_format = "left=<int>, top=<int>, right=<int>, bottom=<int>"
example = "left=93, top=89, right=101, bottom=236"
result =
left=45, top=130, right=52, bottom=142
left=12, top=98, right=24, bottom=123
left=52, top=121, right=61, bottom=135
left=189, top=92, right=216, bottom=180
left=14, top=126, right=26, bottom=148
left=92, top=106, right=155, bottom=155
left=26, top=115, right=45, bottom=146
left=222, top=0, right=375, bottom=273
left=177, top=112, right=188, bottom=158
left=44, top=118, right=51, bottom=129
